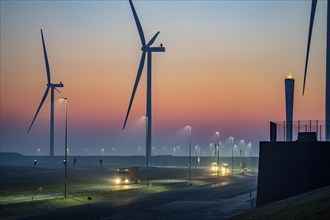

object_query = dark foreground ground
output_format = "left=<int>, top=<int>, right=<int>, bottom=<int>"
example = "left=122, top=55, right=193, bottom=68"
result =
left=2, top=163, right=329, bottom=219
left=231, top=185, right=330, bottom=220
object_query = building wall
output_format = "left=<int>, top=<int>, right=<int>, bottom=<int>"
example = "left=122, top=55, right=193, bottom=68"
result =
left=257, top=141, right=330, bottom=206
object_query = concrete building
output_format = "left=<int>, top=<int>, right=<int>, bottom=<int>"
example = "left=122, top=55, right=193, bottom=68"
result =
left=257, top=135, right=330, bottom=206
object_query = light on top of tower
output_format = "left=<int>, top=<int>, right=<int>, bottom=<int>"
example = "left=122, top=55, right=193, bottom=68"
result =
left=287, top=72, right=293, bottom=79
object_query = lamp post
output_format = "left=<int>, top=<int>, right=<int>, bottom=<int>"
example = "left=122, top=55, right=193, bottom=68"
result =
left=145, top=115, right=149, bottom=187
left=216, top=131, right=220, bottom=178
left=101, top=147, right=105, bottom=155
left=247, top=142, right=252, bottom=170
left=173, top=146, right=176, bottom=166
left=240, top=139, right=244, bottom=170
left=188, top=125, right=192, bottom=181
left=229, top=136, right=234, bottom=175
left=195, top=145, right=200, bottom=166
left=61, top=97, right=68, bottom=198
left=233, top=144, right=237, bottom=175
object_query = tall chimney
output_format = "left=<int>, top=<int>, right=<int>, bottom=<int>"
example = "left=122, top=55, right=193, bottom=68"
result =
left=285, top=72, right=295, bottom=141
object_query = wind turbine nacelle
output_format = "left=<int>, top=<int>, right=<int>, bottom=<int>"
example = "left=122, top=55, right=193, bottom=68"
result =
left=48, top=83, right=64, bottom=87
left=148, top=47, right=165, bottom=52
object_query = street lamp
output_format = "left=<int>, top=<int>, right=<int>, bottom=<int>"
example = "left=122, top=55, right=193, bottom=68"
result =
left=240, top=139, right=244, bottom=170
left=187, top=125, right=192, bottom=181
left=229, top=136, right=234, bottom=175
left=247, top=142, right=252, bottom=170
left=195, top=145, right=200, bottom=166
left=173, top=146, right=176, bottom=166
left=209, top=143, right=216, bottom=161
left=233, top=144, right=237, bottom=174
left=144, top=115, right=149, bottom=187
left=216, top=131, right=220, bottom=178
left=61, top=97, right=68, bottom=198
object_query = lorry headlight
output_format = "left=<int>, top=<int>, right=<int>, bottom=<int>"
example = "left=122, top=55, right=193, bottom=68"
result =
left=125, top=179, right=129, bottom=183
left=115, top=178, right=120, bottom=184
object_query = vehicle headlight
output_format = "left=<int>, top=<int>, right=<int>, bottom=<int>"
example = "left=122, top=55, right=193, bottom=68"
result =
left=125, top=179, right=129, bottom=183
left=115, top=178, right=120, bottom=184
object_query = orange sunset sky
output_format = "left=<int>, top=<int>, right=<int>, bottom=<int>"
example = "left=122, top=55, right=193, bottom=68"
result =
left=0, top=0, right=326, bottom=156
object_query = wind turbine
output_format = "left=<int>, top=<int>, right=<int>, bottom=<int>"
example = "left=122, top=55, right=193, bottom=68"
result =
left=28, top=29, right=64, bottom=156
left=303, top=0, right=330, bottom=141
left=123, top=0, right=165, bottom=162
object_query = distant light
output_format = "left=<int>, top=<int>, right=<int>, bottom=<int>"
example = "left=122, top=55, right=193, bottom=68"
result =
left=287, top=72, right=293, bottom=79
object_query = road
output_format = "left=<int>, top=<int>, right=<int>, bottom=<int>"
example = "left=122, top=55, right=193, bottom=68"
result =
left=0, top=179, right=192, bottom=205
left=16, top=174, right=257, bottom=220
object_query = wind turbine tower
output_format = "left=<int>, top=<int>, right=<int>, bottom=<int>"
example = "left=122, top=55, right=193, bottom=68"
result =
left=123, top=0, right=165, bottom=162
left=303, top=0, right=330, bottom=141
left=28, top=29, right=64, bottom=156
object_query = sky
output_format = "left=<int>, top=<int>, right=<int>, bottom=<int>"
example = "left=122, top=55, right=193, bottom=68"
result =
left=0, top=0, right=327, bottom=157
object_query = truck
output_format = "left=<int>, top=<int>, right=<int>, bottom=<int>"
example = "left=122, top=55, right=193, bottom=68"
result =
left=114, top=166, right=140, bottom=184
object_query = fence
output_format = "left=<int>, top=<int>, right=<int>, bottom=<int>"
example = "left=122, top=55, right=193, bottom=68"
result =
left=272, top=120, right=326, bottom=141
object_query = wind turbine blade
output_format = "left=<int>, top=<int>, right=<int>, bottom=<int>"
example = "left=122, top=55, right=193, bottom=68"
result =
left=129, top=0, right=146, bottom=47
left=303, top=0, right=318, bottom=95
left=41, top=29, right=51, bottom=84
left=28, top=86, right=50, bottom=133
left=123, top=51, right=147, bottom=129
left=146, top=31, right=160, bottom=47
left=54, top=87, right=61, bottom=93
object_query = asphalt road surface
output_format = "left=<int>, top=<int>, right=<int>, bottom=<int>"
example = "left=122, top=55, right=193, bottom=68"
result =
left=17, top=174, right=257, bottom=220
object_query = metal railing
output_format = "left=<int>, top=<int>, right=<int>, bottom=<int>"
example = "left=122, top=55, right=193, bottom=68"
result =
left=272, top=120, right=326, bottom=141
